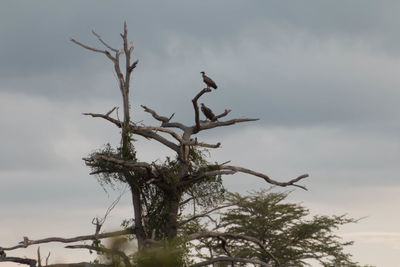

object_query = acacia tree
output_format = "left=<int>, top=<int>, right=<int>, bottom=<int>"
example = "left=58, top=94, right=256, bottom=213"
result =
left=188, top=190, right=364, bottom=267
left=0, top=24, right=311, bottom=267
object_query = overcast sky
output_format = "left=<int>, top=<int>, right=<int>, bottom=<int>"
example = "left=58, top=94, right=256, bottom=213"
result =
left=1, top=1, right=400, bottom=266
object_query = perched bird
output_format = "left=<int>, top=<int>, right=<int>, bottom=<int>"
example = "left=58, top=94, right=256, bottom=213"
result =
left=201, top=103, right=217, bottom=121
left=201, top=71, right=218, bottom=89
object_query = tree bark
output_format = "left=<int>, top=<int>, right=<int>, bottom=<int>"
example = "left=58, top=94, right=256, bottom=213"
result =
left=164, top=189, right=180, bottom=240
left=130, top=183, right=146, bottom=249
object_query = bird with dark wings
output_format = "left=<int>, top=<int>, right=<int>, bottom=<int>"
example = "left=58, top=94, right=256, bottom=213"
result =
left=201, top=71, right=218, bottom=89
left=201, top=103, right=217, bottom=121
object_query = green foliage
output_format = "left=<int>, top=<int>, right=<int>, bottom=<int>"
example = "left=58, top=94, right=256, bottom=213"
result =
left=116, top=147, right=225, bottom=242
left=87, top=143, right=136, bottom=189
left=183, top=147, right=225, bottom=209
left=213, top=190, right=362, bottom=266
left=134, top=240, right=186, bottom=267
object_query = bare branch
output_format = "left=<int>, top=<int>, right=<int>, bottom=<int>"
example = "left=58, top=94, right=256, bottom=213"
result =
left=195, top=117, right=259, bottom=132
left=45, top=252, right=51, bottom=266
left=132, top=126, right=180, bottom=152
left=70, top=38, right=116, bottom=62
left=0, top=229, right=133, bottom=251
left=222, top=165, right=309, bottom=190
left=214, top=109, right=231, bottom=120
left=181, top=166, right=307, bottom=190
left=37, top=247, right=41, bottom=267
left=94, top=186, right=128, bottom=235
left=189, top=256, right=271, bottom=267
left=83, top=111, right=181, bottom=152
left=192, top=88, right=212, bottom=132
left=140, top=105, right=187, bottom=130
left=91, top=28, right=118, bottom=52
left=0, top=257, right=36, bottom=267
left=136, top=125, right=183, bottom=143
left=121, top=21, right=132, bottom=94
left=141, top=104, right=173, bottom=122
left=105, top=107, right=117, bottom=116
left=83, top=112, right=122, bottom=128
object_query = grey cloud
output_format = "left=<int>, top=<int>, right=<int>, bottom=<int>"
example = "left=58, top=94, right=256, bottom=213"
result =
left=3, top=1, right=400, bottom=130
left=3, top=0, right=400, bottom=100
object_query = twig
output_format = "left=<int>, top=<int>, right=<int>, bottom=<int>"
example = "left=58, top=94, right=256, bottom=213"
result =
left=91, top=28, right=118, bottom=52
left=214, top=109, right=231, bottom=120
left=45, top=252, right=51, bottom=266
left=70, top=38, right=116, bottom=62
left=83, top=112, right=122, bottom=128
left=105, top=107, right=117, bottom=116
left=141, top=105, right=173, bottom=123
left=37, top=247, right=42, bottom=267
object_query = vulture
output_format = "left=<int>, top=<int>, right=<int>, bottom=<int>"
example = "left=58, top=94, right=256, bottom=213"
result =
left=201, top=103, right=217, bottom=121
left=201, top=71, right=218, bottom=89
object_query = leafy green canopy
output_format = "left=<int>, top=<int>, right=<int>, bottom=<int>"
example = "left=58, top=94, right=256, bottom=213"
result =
left=186, top=190, right=369, bottom=267
left=213, top=190, right=362, bottom=266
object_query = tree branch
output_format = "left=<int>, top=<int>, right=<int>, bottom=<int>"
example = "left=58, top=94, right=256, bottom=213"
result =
left=141, top=105, right=188, bottom=131
left=192, top=88, right=212, bottom=132
left=141, top=105, right=173, bottom=123
left=91, top=28, right=118, bottom=52
left=0, top=229, right=133, bottom=251
left=82, top=110, right=180, bottom=152
left=194, top=117, right=259, bottom=132
left=70, top=38, right=116, bottom=62
left=0, top=257, right=36, bottom=267
left=121, top=21, right=132, bottom=95
left=222, top=165, right=309, bottom=190
left=214, top=109, right=231, bottom=120
left=136, top=125, right=183, bottom=143
left=189, top=256, right=272, bottom=267
left=131, top=126, right=180, bottom=152
left=83, top=111, right=122, bottom=128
